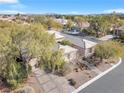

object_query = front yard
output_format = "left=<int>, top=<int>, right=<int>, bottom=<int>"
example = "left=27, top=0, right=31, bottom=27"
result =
left=64, top=58, right=119, bottom=89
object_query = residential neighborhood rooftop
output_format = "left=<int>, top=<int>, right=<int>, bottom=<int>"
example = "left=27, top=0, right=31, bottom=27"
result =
left=98, top=35, right=115, bottom=41
left=82, top=39, right=98, bottom=48
left=117, top=25, right=124, bottom=31
left=61, top=32, right=101, bottom=48
left=47, top=30, right=64, bottom=40
left=59, top=45, right=78, bottom=54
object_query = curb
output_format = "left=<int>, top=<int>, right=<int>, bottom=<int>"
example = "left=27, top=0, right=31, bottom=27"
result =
left=72, top=58, right=122, bottom=93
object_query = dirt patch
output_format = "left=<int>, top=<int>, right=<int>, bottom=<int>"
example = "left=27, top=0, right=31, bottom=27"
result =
left=96, top=59, right=118, bottom=72
left=96, top=61, right=112, bottom=72
left=65, top=69, right=97, bottom=88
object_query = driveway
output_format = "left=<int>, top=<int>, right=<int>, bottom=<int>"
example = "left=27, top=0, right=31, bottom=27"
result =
left=33, top=68, right=75, bottom=93
left=79, top=57, right=124, bottom=93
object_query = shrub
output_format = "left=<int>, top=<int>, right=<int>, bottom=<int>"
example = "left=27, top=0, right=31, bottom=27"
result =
left=68, top=79, right=76, bottom=86
left=60, top=39, right=72, bottom=46
left=95, top=41, right=124, bottom=61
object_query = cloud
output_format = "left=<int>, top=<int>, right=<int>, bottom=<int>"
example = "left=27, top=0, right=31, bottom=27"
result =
left=0, top=10, right=25, bottom=14
left=10, top=3, right=26, bottom=9
left=0, top=0, right=18, bottom=4
left=103, top=9, right=124, bottom=13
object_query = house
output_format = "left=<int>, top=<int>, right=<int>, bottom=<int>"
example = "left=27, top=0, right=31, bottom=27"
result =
left=61, top=33, right=114, bottom=57
left=55, top=18, right=68, bottom=25
left=59, top=45, right=78, bottom=64
left=61, top=33, right=101, bottom=57
left=116, top=25, right=124, bottom=35
left=0, top=15, right=16, bottom=22
left=47, top=30, right=64, bottom=42
left=111, top=25, right=124, bottom=36
left=76, top=21, right=90, bottom=30
left=47, top=30, right=78, bottom=63
left=48, top=30, right=114, bottom=60
left=98, top=35, right=115, bottom=41
left=82, top=39, right=98, bottom=57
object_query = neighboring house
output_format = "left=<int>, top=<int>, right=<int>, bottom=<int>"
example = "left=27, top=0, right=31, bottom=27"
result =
left=0, top=15, right=16, bottom=22
left=76, top=21, right=90, bottom=29
left=116, top=26, right=124, bottom=35
left=111, top=25, right=124, bottom=36
left=55, top=18, right=68, bottom=25
left=98, top=35, right=115, bottom=41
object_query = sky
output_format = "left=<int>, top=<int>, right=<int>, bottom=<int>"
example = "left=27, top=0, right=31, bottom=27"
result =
left=0, top=0, right=124, bottom=14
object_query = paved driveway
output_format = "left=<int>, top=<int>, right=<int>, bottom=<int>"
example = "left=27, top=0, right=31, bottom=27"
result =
left=79, top=57, right=124, bottom=93
left=33, top=68, right=75, bottom=93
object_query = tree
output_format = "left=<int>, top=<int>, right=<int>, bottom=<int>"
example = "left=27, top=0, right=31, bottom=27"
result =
left=0, top=21, right=56, bottom=88
left=88, top=16, right=111, bottom=37
left=42, top=50, right=65, bottom=74
left=119, top=32, right=124, bottom=43
left=60, top=39, right=72, bottom=46
left=74, top=16, right=86, bottom=29
left=66, top=20, right=74, bottom=30
left=47, top=18, right=63, bottom=30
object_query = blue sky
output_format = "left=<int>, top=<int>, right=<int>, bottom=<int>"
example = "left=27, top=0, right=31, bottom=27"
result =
left=0, top=0, right=124, bottom=14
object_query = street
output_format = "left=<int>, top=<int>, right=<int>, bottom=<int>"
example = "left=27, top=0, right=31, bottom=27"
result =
left=79, top=57, right=124, bottom=93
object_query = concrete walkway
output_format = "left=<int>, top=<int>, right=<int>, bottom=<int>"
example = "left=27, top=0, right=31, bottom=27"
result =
left=33, top=68, right=75, bottom=93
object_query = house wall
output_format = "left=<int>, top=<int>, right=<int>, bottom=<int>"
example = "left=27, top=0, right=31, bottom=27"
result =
left=71, top=44, right=84, bottom=56
left=64, top=51, right=78, bottom=64
left=70, top=44, right=96, bottom=58
left=84, top=47, right=95, bottom=57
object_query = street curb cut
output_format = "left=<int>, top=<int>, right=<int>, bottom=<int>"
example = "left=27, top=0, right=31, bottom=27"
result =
left=72, top=58, right=122, bottom=93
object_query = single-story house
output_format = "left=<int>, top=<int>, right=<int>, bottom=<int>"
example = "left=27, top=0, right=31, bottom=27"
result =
left=61, top=33, right=114, bottom=57
left=111, top=25, right=124, bottom=36
left=55, top=18, right=68, bottom=25
left=61, top=33, right=101, bottom=57
left=47, top=30, right=78, bottom=63
left=82, top=39, right=98, bottom=57
left=48, top=30, right=114, bottom=59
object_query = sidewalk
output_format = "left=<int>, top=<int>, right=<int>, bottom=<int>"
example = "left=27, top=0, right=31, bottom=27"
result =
left=33, top=68, right=75, bottom=93
left=72, top=58, right=122, bottom=93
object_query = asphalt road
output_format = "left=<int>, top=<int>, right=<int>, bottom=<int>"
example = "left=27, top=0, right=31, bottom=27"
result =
left=79, top=57, right=124, bottom=93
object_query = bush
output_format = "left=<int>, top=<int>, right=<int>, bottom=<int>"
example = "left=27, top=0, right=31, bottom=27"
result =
left=60, top=39, right=72, bottom=46
left=120, top=32, right=124, bottom=40
left=68, top=79, right=76, bottom=86
left=95, top=41, right=124, bottom=61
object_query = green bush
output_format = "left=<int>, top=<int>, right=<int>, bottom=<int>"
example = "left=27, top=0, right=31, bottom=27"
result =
left=60, top=39, right=72, bottom=46
left=95, top=41, right=124, bottom=61
left=120, top=32, right=124, bottom=40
